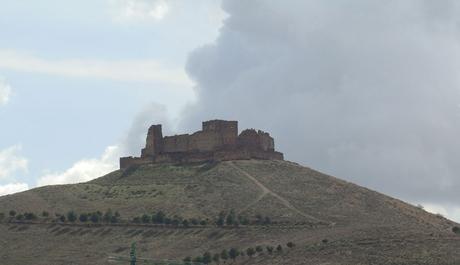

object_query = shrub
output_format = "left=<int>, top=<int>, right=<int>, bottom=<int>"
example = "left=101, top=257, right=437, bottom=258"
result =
left=322, top=239, right=329, bottom=244
left=132, top=216, right=141, bottom=223
left=182, top=219, right=190, bottom=227
left=216, top=211, right=226, bottom=226
left=200, top=219, right=207, bottom=226
left=79, top=213, right=88, bottom=222
left=9, top=210, right=16, bottom=217
left=202, top=252, right=212, bottom=264
left=266, top=246, right=274, bottom=254
left=453, top=226, right=460, bottom=234
left=238, top=215, right=249, bottom=225
left=16, top=214, right=24, bottom=221
left=286, top=242, right=295, bottom=248
left=212, top=253, right=220, bottom=263
left=67, top=211, right=77, bottom=222
left=276, top=245, right=283, bottom=253
left=192, top=256, right=203, bottom=263
left=190, top=218, right=199, bottom=225
left=24, top=212, right=37, bottom=220
left=255, top=245, right=263, bottom=253
left=183, top=256, right=192, bottom=265
left=263, top=216, right=271, bottom=225
left=90, top=212, right=100, bottom=223
left=220, top=249, right=229, bottom=261
left=152, top=211, right=165, bottom=224
left=42, top=211, right=49, bottom=217
left=229, top=248, right=240, bottom=261
left=141, top=214, right=151, bottom=223
left=0, top=212, right=4, bottom=221
left=111, top=211, right=120, bottom=223
left=226, top=209, right=236, bottom=225
left=246, top=247, right=256, bottom=257
left=103, top=209, right=113, bottom=223
left=59, top=215, right=66, bottom=222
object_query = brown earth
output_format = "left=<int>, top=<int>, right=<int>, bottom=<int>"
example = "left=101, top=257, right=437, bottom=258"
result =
left=0, top=159, right=459, bottom=264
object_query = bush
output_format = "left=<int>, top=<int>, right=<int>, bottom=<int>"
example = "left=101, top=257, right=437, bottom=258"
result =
left=212, top=253, right=220, bottom=263
left=59, top=215, right=66, bottom=222
left=67, top=211, right=77, bottom=222
left=200, top=219, right=207, bottom=226
left=9, top=210, right=16, bottom=217
left=229, top=248, right=240, bottom=261
left=192, top=256, right=203, bottom=263
left=132, top=216, right=141, bottom=223
left=226, top=209, right=236, bottom=225
left=111, top=211, right=120, bottom=223
left=79, top=213, right=88, bottom=222
left=453, top=226, right=460, bottom=234
left=202, top=252, right=212, bottom=264
left=286, top=242, right=295, bottom=248
left=216, top=211, right=226, bottom=226
left=24, top=212, right=37, bottom=220
left=246, top=247, right=255, bottom=257
left=0, top=212, right=4, bottom=221
left=266, top=246, right=274, bottom=254
left=276, top=245, right=283, bottom=253
left=322, top=239, right=329, bottom=244
left=238, top=215, right=250, bottom=225
left=16, top=214, right=24, bottom=221
left=183, top=256, right=192, bottom=265
left=152, top=211, right=166, bottom=224
left=141, top=214, right=151, bottom=223
left=103, top=209, right=113, bottom=223
left=182, top=219, right=190, bottom=227
left=220, top=249, right=229, bottom=261
left=255, top=245, right=263, bottom=253
left=42, top=211, right=49, bottom=217
left=90, top=212, right=100, bottom=223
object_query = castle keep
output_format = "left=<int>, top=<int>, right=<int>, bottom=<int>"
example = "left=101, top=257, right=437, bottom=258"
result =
left=120, top=120, right=284, bottom=169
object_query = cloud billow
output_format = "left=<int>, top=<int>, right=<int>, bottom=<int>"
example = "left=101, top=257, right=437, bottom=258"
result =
left=182, top=0, right=460, bottom=206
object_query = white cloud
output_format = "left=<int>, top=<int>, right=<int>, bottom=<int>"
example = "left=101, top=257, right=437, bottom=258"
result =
left=423, top=203, right=460, bottom=223
left=0, top=50, right=193, bottom=87
left=0, top=145, right=28, bottom=180
left=0, top=183, right=29, bottom=196
left=0, top=77, right=12, bottom=106
left=112, top=0, right=170, bottom=21
left=37, top=145, right=120, bottom=186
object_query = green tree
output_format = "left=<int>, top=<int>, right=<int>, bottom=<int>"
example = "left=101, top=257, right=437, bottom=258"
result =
left=266, top=246, right=274, bottom=254
left=9, top=210, right=16, bottom=217
left=67, top=211, right=77, bottom=222
left=132, top=216, right=141, bottom=223
left=59, top=215, right=66, bottom=222
left=112, top=211, right=121, bottom=223
left=212, top=253, right=220, bottom=263
left=229, top=248, right=239, bottom=261
left=202, top=252, right=212, bottom=264
left=41, top=211, right=49, bottom=217
left=246, top=247, right=255, bottom=257
left=220, top=249, right=229, bottom=261
left=238, top=215, right=249, bottom=225
left=130, top=242, right=137, bottom=265
left=16, top=214, right=24, bottom=221
left=200, top=219, right=207, bottom=226
left=286, top=242, right=295, bottom=249
left=182, top=219, right=190, bottom=227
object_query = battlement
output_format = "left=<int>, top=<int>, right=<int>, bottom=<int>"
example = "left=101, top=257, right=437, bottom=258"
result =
left=120, top=120, right=283, bottom=169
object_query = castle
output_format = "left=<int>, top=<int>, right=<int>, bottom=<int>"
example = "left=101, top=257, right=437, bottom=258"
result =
left=120, top=120, right=284, bottom=169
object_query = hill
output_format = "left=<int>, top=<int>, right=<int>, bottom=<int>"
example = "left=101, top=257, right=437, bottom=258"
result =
left=1, top=159, right=459, bottom=264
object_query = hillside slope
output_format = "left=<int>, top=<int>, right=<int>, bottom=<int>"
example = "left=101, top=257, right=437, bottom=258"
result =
left=0, top=160, right=459, bottom=264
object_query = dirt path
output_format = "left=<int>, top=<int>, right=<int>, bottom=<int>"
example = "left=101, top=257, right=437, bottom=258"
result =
left=228, top=161, right=328, bottom=224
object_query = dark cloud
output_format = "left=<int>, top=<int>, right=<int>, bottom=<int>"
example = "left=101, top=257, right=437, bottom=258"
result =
left=181, top=0, right=460, bottom=206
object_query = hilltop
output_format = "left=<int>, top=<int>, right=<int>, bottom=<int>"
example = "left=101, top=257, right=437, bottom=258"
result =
left=1, top=159, right=459, bottom=265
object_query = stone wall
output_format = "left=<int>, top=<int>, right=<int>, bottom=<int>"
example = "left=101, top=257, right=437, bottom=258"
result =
left=120, top=119, right=283, bottom=169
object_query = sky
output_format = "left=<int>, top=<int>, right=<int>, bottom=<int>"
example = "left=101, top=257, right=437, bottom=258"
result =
left=1, top=0, right=460, bottom=222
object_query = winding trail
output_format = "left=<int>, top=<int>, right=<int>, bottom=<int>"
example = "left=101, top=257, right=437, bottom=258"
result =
left=228, top=161, right=330, bottom=224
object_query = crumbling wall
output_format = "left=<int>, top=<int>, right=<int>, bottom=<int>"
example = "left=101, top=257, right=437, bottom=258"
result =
left=141, top=125, right=163, bottom=157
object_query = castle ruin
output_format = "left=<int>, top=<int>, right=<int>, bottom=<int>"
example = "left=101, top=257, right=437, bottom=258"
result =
left=120, top=120, right=284, bottom=169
